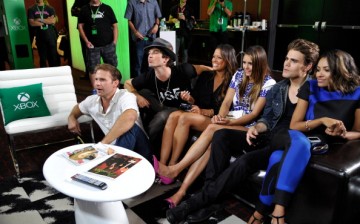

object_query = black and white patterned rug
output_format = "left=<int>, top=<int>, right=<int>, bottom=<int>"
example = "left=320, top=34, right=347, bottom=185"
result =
left=0, top=173, right=248, bottom=224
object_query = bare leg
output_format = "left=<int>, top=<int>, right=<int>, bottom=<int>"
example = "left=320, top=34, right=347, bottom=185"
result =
left=160, top=111, right=183, bottom=164
left=169, top=113, right=211, bottom=165
left=271, top=205, right=285, bottom=224
left=247, top=211, right=264, bottom=224
left=168, top=145, right=211, bottom=206
left=158, top=123, right=246, bottom=179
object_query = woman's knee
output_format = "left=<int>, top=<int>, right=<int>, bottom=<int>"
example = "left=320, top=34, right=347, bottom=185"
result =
left=167, top=111, right=182, bottom=124
left=269, top=150, right=283, bottom=167
left=288, top=130, right=311, bottom=158
left=204, top=123, right=220, bottom=135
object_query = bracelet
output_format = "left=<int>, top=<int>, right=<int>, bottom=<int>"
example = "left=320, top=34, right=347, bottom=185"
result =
left=305, top=120, right=311, bottom=131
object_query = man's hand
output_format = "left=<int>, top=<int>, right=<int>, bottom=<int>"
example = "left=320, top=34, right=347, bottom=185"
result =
left=180, top=90, right=191, bottom=102
left=246, top=126, right=259, bottom=145
left=136, top=95, right=150, bottom=108
left=151, top=24, right=159, bottom=34
left=134, top=31, right=144, bottom=40
left=68, top=117, right=81, bottom=135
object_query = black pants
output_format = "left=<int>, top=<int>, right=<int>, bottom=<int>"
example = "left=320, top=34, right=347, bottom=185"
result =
left=185, top=129, right=273, bottom=212
left=36, top=29, right=60, bottom=67
left=137, top=89, right=177, bottom=153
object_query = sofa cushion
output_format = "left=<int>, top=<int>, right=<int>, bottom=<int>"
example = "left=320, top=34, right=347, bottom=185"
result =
left=0, top=83, right=50, bottom=125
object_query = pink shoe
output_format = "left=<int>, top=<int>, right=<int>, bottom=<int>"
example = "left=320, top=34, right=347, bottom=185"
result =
left=159, top=175, right=175, bottom=185
left=153, top=155, right=159, bottom=175
left=165, top=198, right=176, bottom=208
left=153, top=155, right=174, bottom=184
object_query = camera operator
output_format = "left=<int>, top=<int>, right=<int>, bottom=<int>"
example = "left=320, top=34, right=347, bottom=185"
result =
left=207, top=0, right=232, bottom=53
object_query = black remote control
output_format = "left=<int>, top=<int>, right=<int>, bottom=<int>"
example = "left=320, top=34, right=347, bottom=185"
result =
left=71, top=173, right=107, bottom=190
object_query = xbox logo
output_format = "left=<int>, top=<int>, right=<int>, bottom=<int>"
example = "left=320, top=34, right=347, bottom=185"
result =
left=13, top=18, right=21, bottom=26
left=17, top=92, right=30, bottom=102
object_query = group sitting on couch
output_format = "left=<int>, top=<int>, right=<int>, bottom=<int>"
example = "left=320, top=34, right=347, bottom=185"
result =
left=67, top=38, right=360, bottom=224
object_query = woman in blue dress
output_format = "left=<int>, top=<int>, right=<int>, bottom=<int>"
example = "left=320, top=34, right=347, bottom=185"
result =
left=249, top=49, right=360, bottom=224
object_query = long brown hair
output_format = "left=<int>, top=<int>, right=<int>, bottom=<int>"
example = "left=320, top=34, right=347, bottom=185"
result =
left=215, top=44, right=238, bottom=100
left=238, top=45, right=271, bottom=105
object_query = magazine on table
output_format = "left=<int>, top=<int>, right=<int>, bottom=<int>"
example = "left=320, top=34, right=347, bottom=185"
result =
left=62, top=143, right=115, bottom=166
left=87, top=153, right=142, bottom=179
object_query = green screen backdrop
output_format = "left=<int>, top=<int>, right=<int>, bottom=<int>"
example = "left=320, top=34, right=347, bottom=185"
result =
left=66, top=0, right=130, bottom=82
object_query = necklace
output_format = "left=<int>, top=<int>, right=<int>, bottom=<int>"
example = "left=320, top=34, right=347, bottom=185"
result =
left=155, top=74, right=171, bottom=106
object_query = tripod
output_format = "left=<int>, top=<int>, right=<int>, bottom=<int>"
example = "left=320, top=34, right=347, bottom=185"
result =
left=237, top=0, right=247, bottom=65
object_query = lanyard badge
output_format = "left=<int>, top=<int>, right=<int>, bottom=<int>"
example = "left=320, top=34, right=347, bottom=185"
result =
left=37, top=5, right=48, bottom=30
left=90, top=4, right=101, bottom=35
left=91, top=25, right=97, bottom=35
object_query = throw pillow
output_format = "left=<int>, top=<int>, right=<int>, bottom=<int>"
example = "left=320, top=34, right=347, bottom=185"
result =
left=0, top=83, right=51, bottom=125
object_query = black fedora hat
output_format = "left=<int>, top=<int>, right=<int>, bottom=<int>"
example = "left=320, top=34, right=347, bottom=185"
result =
left=144, top=38, right=176, bottom=61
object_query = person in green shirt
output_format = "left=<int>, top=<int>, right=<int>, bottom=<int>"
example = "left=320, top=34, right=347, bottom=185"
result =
left=207, top=0, right=232, bottom=52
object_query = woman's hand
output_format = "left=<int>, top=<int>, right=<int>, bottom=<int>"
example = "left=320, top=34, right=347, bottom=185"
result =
left=211, top=114, right=230, bottom=125
left=323, top=117, right=346, bottom=137
left=190, top=105, right=201, bottom=114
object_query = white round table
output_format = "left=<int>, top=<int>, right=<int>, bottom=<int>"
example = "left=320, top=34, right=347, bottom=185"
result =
left=43, top=144, right=155, bottom=224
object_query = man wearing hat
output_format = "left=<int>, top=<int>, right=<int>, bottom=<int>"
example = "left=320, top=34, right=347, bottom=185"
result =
left=125, top=38, right=211, bottom=151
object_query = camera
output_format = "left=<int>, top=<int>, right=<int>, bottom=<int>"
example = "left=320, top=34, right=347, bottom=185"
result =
left=179, top=103, right=192, bottom=111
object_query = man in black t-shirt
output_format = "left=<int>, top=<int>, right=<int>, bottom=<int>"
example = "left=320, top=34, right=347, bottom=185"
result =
left=125, top=38, right=211, bottom=151
left=78, top=0, right=118, bottom=80
left=28, top=0, right=60, bottom=67
left=71, top=0, right=89, bottom=79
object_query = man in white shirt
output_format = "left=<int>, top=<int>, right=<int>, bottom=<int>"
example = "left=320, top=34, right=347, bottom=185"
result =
left=68, top=63, right=151, bottom=162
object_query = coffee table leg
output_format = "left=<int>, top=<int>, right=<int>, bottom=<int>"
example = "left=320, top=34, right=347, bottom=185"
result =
left=74, top=199, right=129, bottom=224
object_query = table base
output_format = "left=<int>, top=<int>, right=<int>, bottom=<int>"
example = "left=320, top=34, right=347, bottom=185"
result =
left=74, top=199, right=129, bottom=224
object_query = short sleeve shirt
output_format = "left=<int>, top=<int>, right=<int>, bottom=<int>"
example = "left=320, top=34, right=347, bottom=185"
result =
left=78, top=3, right=117, bottom=46
left=131, top=63, right=196, bottom=108
left=228, top=69, right=276, bottom=126
left=79, top=89, right=143, bottom=144
left=298, top=80, right=360, bottom=131
left=124, top=0, right=162, bottom=40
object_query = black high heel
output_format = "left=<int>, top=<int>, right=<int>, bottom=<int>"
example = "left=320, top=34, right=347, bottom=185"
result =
left=250, top=213, right=264, bottom=224
left=271, top=214, right=285, bottom=224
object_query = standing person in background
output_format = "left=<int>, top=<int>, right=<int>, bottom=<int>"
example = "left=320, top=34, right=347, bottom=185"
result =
left=71, top=0, right=89, bottom=79
left=28, top=0, right=60, bottom=67
left=124, top=0, right=162, bottom=77
left=169, top=0, right=196, bottom=63
left=78, top=0, right=118, bottom=82
left=207, top=0, right=232, bottom=53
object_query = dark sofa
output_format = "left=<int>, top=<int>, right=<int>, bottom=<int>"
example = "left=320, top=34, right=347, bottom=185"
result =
left=227, top=72, right=360, bottom=223
left=234, top=132, right=360, bottom=224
